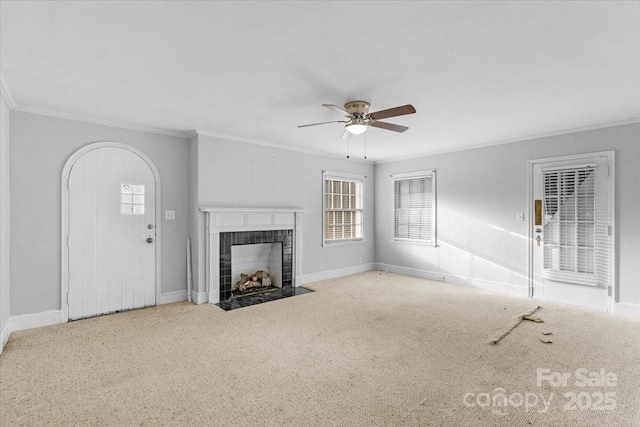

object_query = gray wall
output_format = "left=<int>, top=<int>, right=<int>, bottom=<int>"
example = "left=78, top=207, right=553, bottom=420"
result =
left=0, top=96, right=10, bottom=335
left=10, top=111, right=190, bottom=316
left=192, top=134, right=376, bottom=292
left=6, top=109, right=638, bottom=318
left=375, top=123, right=640, bottom=305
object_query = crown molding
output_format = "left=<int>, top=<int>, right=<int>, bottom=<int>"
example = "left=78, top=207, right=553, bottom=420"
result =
left=375, top=118, right=640, bottom=164
left=7, top=82, right=635, bottom=165
left=5, top=101, right=371, bottom=163
left=11, top=104, right=191, bottom=139
left=0, top=74, right=16, bottom=108
left=191, top=129, right=374, bottom=164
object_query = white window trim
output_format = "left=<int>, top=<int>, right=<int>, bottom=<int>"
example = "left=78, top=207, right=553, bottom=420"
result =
left=322, top=170, right=366, bottom=247
left=391, top=169, right=437, bottom=246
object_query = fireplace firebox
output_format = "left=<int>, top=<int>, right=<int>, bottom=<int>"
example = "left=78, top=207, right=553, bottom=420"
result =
left=200, top=207, right=304, bottom=305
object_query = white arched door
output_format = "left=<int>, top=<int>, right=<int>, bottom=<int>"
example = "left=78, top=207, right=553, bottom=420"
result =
left=66, top=145, right=157, bottom=320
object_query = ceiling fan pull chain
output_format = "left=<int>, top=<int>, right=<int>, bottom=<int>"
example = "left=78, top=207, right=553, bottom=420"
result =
left=364, top=133, right=367, bottom=160
left=347, top=137, right=350, bottom=159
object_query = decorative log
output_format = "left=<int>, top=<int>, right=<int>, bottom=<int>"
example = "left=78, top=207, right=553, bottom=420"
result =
left=235, top=270, right=273, bottom=293
left=238, top=280, right=263, bottom=292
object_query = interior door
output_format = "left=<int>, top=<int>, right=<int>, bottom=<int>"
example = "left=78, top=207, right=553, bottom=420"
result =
left=531, top=155, right=611, bottom=311
left=68, top=147, right=156, bottom=320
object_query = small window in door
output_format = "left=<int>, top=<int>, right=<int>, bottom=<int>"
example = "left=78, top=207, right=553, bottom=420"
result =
left=121, top=183, right=145, bottom=215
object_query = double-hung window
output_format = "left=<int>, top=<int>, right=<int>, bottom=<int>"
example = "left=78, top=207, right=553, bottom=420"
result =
left=392, top=170, right=436, bottom=245
left=323, top=171, right=364, bottom=245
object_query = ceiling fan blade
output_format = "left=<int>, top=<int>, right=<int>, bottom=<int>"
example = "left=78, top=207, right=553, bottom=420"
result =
left=369, top=104, right=416, bottom=120
left=298, top=120, right=347, bottom=128
left=323, top=104, right=353, bottom=117
left=370, top=121, right=409, bottom=133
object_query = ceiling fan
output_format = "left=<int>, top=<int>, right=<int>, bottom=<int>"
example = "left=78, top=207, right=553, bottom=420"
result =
left=298, top=101, right=416, bottom=139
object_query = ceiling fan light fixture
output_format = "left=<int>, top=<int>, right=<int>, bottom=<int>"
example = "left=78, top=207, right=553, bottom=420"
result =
left=298, top=101, right=415, bottom=138
left=346, top=123, right=368, bottom=135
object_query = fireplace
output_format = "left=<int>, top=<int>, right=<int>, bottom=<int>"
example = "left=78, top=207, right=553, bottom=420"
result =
left=220, top=230, right=292, bottom=300
left=201, top=207, right=304, bottom=305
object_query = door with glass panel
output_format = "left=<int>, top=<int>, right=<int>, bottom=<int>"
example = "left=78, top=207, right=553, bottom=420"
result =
left=68, top=146, right=156, bottom=320
left=531, top=154, right=612, bottom=311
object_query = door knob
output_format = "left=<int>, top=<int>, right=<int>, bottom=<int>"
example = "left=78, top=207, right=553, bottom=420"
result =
left=147, top=237, right=154, bottom=244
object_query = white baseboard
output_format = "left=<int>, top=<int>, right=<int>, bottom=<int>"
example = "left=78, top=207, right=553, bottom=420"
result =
left=10, top=310, right=62, bottom=333
left=1, top=320, right=11, bottom=355
left=299, top=263, right=376, bottom=285
left=376, top=264, right=447, bottom=282
left=193, top=291, right=209, bottom=305
left=615, top=302, right=640, bottom=319
left=160, top=290, right=188, bottom=305
left=376, top=263, right=529, bottom=297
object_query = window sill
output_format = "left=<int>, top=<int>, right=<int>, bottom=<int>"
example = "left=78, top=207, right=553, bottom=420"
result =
left=391, top=239, right=437, bottom=247
left=323, top=238, right=366, bottom=248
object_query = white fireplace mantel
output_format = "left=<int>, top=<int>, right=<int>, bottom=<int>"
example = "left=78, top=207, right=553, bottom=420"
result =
left=200, top=207, right=304, bottom=304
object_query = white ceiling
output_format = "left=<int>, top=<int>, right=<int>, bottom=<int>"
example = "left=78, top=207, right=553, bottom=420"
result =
left=1, top=1, right=639, bottom=162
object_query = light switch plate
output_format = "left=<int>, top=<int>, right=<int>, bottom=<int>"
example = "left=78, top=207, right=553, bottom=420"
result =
left=516, top=212, right=525, bottom=222
left=165, top=210, right=176, bottom=220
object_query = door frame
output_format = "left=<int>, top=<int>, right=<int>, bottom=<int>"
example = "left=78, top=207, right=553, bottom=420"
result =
left=61, top=142, right=162, bottom=322
left=527, top=150, right=615, bottom=312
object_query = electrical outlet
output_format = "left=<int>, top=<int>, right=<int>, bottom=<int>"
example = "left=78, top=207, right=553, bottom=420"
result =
left=165, top=210, right=176, bottom=220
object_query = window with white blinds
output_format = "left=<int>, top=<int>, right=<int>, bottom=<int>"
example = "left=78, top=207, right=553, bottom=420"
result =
left=392, top=170, right=436, bottom=244
left=323, top=172, right=364, bottom=245
left=542, top=165, right=610, bottom=287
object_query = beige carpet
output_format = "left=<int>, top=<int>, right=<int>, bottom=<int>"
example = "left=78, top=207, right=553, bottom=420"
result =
left=1, top=271, right=639, bottom=426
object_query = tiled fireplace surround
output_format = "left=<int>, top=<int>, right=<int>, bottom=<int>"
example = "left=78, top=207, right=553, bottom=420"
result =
left=201, top=208, right=304, bottom=304
left=220, top=231, right=292, bottom=300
